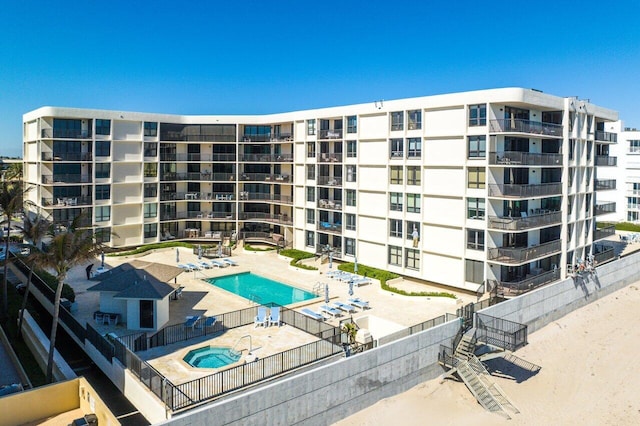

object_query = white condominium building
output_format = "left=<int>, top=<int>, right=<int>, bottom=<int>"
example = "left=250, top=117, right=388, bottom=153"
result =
left=22, top=88, right=618, bottom=293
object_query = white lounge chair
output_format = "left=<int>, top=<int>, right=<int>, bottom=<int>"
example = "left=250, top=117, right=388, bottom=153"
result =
left=222, top=258, right=238, bottom=266
left=332, top=301, right=357, bottom=313
left=255, top=307, right=268, bottom=327
left=198, top=261, right=212, bottom=269
left=269, top=306, right=281, bottom=326
left=351, top=277, right=372, bottom=287
left=186, top=262, right=201, bottom=271
left=210, top=259, right=228, bottom=268
left=178, top=264, right=193, bottom=272
left=301, top=308, right=325, bottom=321
left=348, top=298, right=370, bottom=310
left=320, top=305, right=341, bottom=318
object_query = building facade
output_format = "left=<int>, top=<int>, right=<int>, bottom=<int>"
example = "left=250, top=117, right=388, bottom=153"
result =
left=23, top=88, right=618, bottom=292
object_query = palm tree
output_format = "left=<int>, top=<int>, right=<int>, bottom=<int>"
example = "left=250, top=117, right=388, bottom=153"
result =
left=33, top=215, right=104, bottom=383
left=0, top=180, right=26, bottom=322
left=16, top=214, right=51, bottom=335
left=2, top=162, right=23, bottom=182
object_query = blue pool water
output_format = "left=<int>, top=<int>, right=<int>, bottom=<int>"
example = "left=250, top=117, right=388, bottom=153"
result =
left=183, top=346, right=240, bottom=369
left=204, top=272, right=317, bottom=305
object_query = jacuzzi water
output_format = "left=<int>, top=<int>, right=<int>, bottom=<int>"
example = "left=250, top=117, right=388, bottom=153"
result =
left=183, top=346, right=241, bottom=369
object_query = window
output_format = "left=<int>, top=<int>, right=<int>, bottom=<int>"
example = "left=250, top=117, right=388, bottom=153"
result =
left=390, top=192, right=403, bottom=211
left=467, top=198, right=485, bottom=219
left=407, top=138, right=421, bottom=158
left=469, top=104, right=486, bottom=126
left=144, top=183, right=157, bottom=198
left=345, top=237, right=355, bottom=255
left=144, top=163, right=157, bottom=177
left=345, top=213, right=356, bottom=231
left=406, top=194, right=420, bottom=213
left=95, top=206, right=110, bottom=222
left=406, top=221, right=420, bottom=242
left=95, top=140, right=111, bottom=157
left=388, top=245, right=402, bottom=266
left=346, top=140, right=357, bottom=158
left=407, top=110, right=422, bottom=130
left=306, top=164, right=315, bottom=180
left=144, top=203, right=158, bottom=218
left=95, top=163, right=110, bottom=179
left=307, top=142, right=316, bottom=158
left=390, top=166, right=403, bottom=185
left=307, top=119, right=316, bottom=136
left=144, top=142, right=157, bottom=157
left=144, top=223, right=157, bottom=238
left=346, top=165, right=357, bottom=182
left=467, top=229, right=485, bottom=250
left=144, top=121, right=158, bottom=137
left=407, top=166, right=421, bottom=185
left=307, top=208, right=315, bottom=224
left=468, top=135, right=486, bottom=158
left=306, top=230, right=315, bottom=247
left=95, top=119, right=111, bottom=135
left=628, top=211, right=640, bottom=222
left=347, top=116, right=357, bottom=133
left=95, top=227, right=111, bottom=243
left=390, top=219, right=403, bottom=237
left=405, top=248, right=420, bottom=270
left=306, top=187, right=315, bottom=202
left=95, top=185, right=110, bottom=200
left=630, top=140, right=640, bottom=153
left=390, top=138, right=403, bottom=158
left=467, top=167, right=485, bottom=189
left=465, top=259, right=484, bottom=283
left=346, top=189, right=356, bottom=206
left=391, top=111, right=404, bottom=131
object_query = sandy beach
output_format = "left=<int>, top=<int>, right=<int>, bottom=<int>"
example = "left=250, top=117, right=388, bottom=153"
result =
left=336, top=283, right=640, bottom=425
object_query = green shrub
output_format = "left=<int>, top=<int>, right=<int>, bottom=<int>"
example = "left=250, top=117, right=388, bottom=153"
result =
left=244, top=244, right=276, bottom=252
left=37, top=268, right=76, bottom=303
left=109, top=241, right=194, bottom=257
left=280, top=248, right=318, bottom=270
left=597, top=221, right=640, bottom=232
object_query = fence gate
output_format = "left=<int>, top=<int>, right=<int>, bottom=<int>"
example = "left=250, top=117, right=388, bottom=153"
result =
left=457, top=302, right=475, bottom=330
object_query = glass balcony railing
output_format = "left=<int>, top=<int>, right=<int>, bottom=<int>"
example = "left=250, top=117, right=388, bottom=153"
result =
left=593, top=244, right=616, bottom=264
left=318, top=199, right=342, bottom=210
left=317, top=221, right=342, bottom=233
left=238, top=154, right=293, bottom=162
left=489, top=151, right=563, bottom=166
left=487, top=239, right=561, bottom=264
left=42, top=196, right=93, bottom=207
left=594, top=225, right=615, bottom=241
left=488, top=182, right=562, bottom=198
left=42, top=174, right=92, bottom=184
left=317, top=152, right=343, bottom=163
left=595, top=179, right=616, bottom=191
left=497, top=268, right=561, bottom=297
left=160, top=172, right=235, bottom=181
left=595, top=156, right=617, bottom=166
left=41, top=152, right=93, bottom=161
left=238, top=192, right=293, bottom=204
left=317, top=176, right=342, bottom=186
left=489, top=119, right=563, bottom=137
left=238, top=212, right=292, bottom=225
left=488, top=210, right=562, bottom=231
left=595, top=202, right=616, bottom=215
left=239, top=173, right=291, bottom=183
left=41, top=129, right=91, bottom=139
left=594, top=130, right=617, bottom=143
left=318, top=129, right=343, bottom=139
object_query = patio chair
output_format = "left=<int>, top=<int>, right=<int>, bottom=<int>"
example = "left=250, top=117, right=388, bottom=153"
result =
left=320, top=304, right=341, bottom=318
left=196, top=316, right=216, bottom=329
left=184, top=315, right=201, bottom=329
left=186, top=262, right=201, bottom=271
left=332, top=301, right=357, bottom=314
left=301, top=308, right=325, bottom=321
left=351, top=277, right=372, bottom=287
left=268, top=306, right=281, bottom=326
left=348, top=297, right=370, bottom=310
left=255, top=307, right=268, bottom=327
left=222, top=258, right=239, bottom=266
left=210, top=259, right=229, bottom=268
left=198, top=261, right=212, bottom=269
left=178, top=264, right=193, bottom=272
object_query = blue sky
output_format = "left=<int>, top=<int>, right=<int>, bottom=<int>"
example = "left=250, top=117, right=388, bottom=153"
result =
left=2, top=0, right=639, bottom=157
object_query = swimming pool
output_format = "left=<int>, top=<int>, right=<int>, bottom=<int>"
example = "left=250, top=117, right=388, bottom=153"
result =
left=204, top=272, right=317, bottom=305
left=183, top=346, right=241, bottom=369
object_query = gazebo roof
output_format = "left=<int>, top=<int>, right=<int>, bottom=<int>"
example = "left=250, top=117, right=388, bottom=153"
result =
left=87, top=261, right=182, bottom=300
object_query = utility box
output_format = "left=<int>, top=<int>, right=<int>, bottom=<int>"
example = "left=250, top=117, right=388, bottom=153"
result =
left=70, top=414, right=98, bottom=426
left=355, top=329, right=372, bottom=345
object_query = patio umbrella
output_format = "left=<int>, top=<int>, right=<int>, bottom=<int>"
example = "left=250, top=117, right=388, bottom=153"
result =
left=101, top=251, right=105, bottom=268
left=324, top=283, right=330, bottom=304
left=176, top=247, right=180, bottom=263
left=354, top=256, right=358, bottom=274
left=329, top=251, right=333, bottom=270
left=198, top=244, right=202, bottom=260
left=217, top=244, right=223, bottom=258
left=348, top=280, right=354, bottom=297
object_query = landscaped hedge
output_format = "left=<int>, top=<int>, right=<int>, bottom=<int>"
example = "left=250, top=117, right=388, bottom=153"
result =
left=109, top=241, right=195, bottom=257
left=279, top=249, right=318, bottom=270
left=244, top=243, right=276, bottom=252
left=597, top=221, right=640, bottom=232
left=37, top=269, right=76, bottom=303
left=338, top=262, right=456, bottom=299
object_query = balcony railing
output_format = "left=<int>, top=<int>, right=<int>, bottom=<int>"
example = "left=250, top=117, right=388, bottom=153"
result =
left=42, top=196, right=93, bottom=207
left=595, top=202, right=616, bottom=215
left=238, top=212, right=292, bottom=225
left=488, top=182, right=562, bottom=198
left=317, top=152, right=343, bottom=163
left=41, top=152, right=93, bottom=161
left=166, top=153, right=237, bottom=162
left=318, top=129, right=343, bottom=139
left=238, top=154, right=293, bottom=162
left=489, top=151, right=563, bottom=166
left=42, top=174, right=92, bottom=184
left=241, top=135, right=271, bottom=142
left=317, top=221, right=342, bottom=233
left=161, top=211, right=236, bottom=220
left=487, top=239, right=562, bottom=264
left=318, top=199, right=342, bottom=210
left=595, top=179, right=616, bottom=191
left=41, top=129, right=91, bottom=139
left=489, top=119, right=563, bottom=137
left=239, top=173, right=291, bottom=183
left=594, top=225, right=616, bottom=241
left=317, top=176, right=342, bottom=186
left=238, top=192, right=293, bottom=204
left=160, top=172, right=235, bottom=181
left=593, top=244, right=616, bottom=264
left=160, top=192, right=235, bottom=201
left=594, top=130, right=617, bottom=143
left=595, top=156, right=617, bottom=166
left=488, top=210, right=562, bottom=231
left=497, top=268, right=561, bottom=297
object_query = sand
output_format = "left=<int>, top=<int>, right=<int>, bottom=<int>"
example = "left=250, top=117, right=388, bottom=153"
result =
left=336, top=283, right=640, bottom=426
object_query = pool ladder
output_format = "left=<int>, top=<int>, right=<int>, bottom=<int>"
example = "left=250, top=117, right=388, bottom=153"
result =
left=249, top=294, right=262, bottom=305
left=230, top=335, right=253, bottom=357
left=313, top=281, right=323, bottom=296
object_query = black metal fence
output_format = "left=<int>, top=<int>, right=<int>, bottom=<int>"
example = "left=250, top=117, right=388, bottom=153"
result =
left=475, top=313, right=527, bottom=351
left=86, top=323, right=115, bottom=361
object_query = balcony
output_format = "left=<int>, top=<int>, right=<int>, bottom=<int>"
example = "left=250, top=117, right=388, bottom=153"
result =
left=595, top=202, right=616, bottom=216
left=317, top=176, right=342, bottom=186
left=489, top=119, right=563, bottom=137
left=317, top=152, right=342, bottom=163
left=160, top=192, right=234, bottom=201
left=488, top=182, right=562, bottom=198
left=489, top=151, right=563, bottom=166
left=238, top=192, right=293, bottom=204
left=238, top=154, right=293, bottom=162
left=317, top=221, right=342, bottom=233
left=161, top=211, right=236, bottom=220
left=170, top=153, right=237, bottom=162
left=241, top=135, right=271, bottom=142
left=41, top=129, right=91, bottom=139
left=595, top=156, right=617, bottom=166
left=487, top=239, right=562, bottom=264
left=238, top=212, right=292, bottom=225
left=594, top=225, right=615, bottom=241
left=595, top=179, right=616, bottom=191
left=593, top=244, right=616, bottom=265
left=42, top=174, right=92, bottom=184
left=160, top=172, right=234, bottom=182
left=488, top=210, right=562, bottom=231
left=594, top=130, right=617, bottom=143
left=239, top=173, right=291, bottom=183
left=318, top=199, right=342, bottom=210
left=42, top=196, right=93, bottom=207
left=318, top=129, right=343, bottom=139
left=41, top=152, right=93, bottom=162
left=496, top=268, right=561, bottom=297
